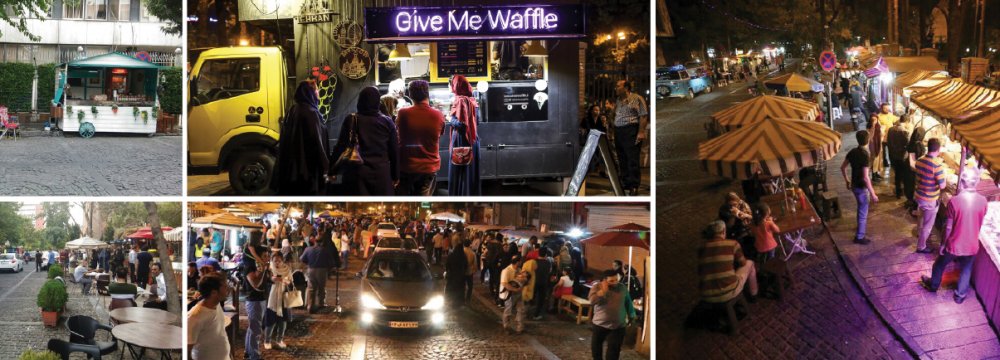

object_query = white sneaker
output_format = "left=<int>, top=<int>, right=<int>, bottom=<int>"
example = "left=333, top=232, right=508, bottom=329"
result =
left=263, top=342, right=272, bottom=350
left=277, top=341, right=288, bottom=349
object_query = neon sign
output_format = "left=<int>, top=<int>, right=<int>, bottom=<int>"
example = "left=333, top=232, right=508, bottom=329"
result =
left=365, top=5, right=585, bottom=43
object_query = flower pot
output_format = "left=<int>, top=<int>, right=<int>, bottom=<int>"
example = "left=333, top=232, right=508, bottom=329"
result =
left=40, top=309, right=59, bottom=327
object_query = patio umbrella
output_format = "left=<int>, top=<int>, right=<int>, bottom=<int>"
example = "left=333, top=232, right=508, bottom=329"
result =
left=580, top=223, right=651, bottom=318
left=190, top=212, right=262, bottom=231
left=65, top=236, right=110, bottom=249
left=710, top=95, right=820, bottom=131
left=698, top=117, right=842, bottom=180
left=428, top=212, right=464, bottom=223
left=125, top=226, right=174, bottom=240
left=163, top=227, right=184, bottom=242
left=764, top=73, right=825, bottom=93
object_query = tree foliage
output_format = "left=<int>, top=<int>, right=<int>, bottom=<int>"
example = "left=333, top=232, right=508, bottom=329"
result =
left=0, top=0, right=51, bottom=41
left=99, top=202, right=180, bottom=238
left=143, top=0, right=182, bottom=35
left=41, top=202, right=72, bottom=249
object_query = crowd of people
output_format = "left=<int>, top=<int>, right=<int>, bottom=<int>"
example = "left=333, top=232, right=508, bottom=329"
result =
left=185, top=211, right=646, bottom=360
left=580, top=79, right=650, bottom=196
left=271, top=75, right=482, bottom=196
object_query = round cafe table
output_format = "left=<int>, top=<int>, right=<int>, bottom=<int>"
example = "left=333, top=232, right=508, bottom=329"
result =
left=111, top=322, right=181, bottom=360
left=109, top=307, right=179, bottom=325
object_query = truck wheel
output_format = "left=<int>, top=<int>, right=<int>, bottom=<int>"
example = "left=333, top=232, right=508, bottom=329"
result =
left=228, top=150, right=275, bottom=195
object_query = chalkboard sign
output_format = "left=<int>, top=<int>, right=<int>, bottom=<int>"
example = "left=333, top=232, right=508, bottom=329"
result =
left=564, top=129, right=623, bottom=196
left=484, top=85, right=547, bottom=122
left=432, top=41, right=489, bottom=82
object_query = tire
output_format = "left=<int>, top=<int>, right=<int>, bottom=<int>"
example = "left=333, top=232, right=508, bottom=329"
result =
left=228, top=150, right=276, bottom=195
left=687, top=89, right=695, bottom=99
left=656, top=86, right=669, bottom=97
left=705, top=86, right=713, bottom=94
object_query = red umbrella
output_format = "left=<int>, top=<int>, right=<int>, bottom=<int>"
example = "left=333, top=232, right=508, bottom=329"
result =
left=126, top=226, right=173, bottom=239
left=607, top=222, right=650, bottom=232
left=581, top=222, right=650, bottom=339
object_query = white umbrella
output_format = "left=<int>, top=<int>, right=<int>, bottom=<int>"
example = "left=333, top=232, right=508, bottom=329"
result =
left=65, top=236, right=110, bottom=249
left=163, top=227, right=184, bottom=242
left=428, top=212, right=464, bottom=223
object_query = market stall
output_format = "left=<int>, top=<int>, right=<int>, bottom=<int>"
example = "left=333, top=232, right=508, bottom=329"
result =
left=190, top=212, right=264, bottom=257
left=709, top=95, right=820, bottom=132
left=891, top=69, right=949, bottom=110
left=54, top=53, right=161, bottom=137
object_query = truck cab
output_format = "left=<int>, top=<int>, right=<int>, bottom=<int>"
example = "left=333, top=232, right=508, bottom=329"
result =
left=187, top=47, right=287, bottom=195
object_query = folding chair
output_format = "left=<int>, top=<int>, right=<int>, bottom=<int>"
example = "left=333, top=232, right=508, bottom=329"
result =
left=0, top=106, right=10, bottom=141
left=5, top=114, right=19, bottom=141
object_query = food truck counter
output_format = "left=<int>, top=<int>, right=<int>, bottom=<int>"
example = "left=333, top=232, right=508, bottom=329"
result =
left=974, top=201, right=1000, bottom=334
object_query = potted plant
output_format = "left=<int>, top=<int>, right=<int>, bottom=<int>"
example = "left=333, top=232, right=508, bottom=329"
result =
left=76, top=110, right=85, bottom=124
left=18, top=349, right=60, bottom=360
left=151, top=105, right=159, bottom=119
left=90, top=106, right=98, bottom=118
left=132, top=106, right=140, bottom=121
left=47, top=264, right=62, bottom=280
left=111, top=104, right=119, bottom=114
left=141, top=110, right=149, bottom=124
left=66, top=105, right=72, bottom=115
left=37, top=279, right=67, bottom=327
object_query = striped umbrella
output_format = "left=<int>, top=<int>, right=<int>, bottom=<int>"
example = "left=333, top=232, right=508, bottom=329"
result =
left=949, top=108, right=1000, bottom=181
left=911, top=78, right=1000, bottom=120
left=711, top=95, right=820, bottom=131
left=699, top=117, right=842, bottom=180
left=763, top=73, right=825, bottom=92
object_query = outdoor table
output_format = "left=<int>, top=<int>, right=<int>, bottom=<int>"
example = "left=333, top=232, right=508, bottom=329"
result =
left=112, top=322, right=181, bottom=360
left=761, top=193, right=822, bottom=261
left=109, top=307, right=179, bottom=325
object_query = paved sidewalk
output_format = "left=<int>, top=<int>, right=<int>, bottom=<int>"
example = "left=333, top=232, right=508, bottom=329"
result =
left=825, top=131, right=1000, bottom=359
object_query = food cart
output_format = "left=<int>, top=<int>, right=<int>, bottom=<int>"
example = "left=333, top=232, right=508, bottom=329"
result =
left=54, top=53, right=161, bottom=137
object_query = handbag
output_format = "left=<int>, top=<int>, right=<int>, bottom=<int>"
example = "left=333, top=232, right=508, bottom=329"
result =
left=334, top=113, right=364, bottom=170
left=449, top=120, right=473, bottom=166
left=283, top=286, right=304, bottom=308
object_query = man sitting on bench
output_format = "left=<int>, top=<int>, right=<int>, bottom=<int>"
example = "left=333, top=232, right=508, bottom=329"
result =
left=73, top=261, right=94, bottom=295
left=698, top=220, right=758, bottom=303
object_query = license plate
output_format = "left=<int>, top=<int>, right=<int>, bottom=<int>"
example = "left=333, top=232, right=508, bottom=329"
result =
left=388, top=321, right=418, bottom=328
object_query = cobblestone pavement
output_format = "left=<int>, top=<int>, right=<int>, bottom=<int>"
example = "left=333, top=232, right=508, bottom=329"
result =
left=0, top=266, right=182, bottom=358
left=228, top=251, right=646, bottom=359
left=0, top=134, right=181, bottom=195
left=656, top=61, right=912, bottom=360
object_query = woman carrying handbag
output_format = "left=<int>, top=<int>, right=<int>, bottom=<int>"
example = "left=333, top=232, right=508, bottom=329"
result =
left=331, top=86, right=400, bottom=195
left=264, top=250, right=295, bottom=350
left=447, top=75, right=481, bottom=196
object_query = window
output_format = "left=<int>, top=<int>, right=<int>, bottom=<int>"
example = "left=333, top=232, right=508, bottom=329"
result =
left=490, top=40, right=546, bottom=81
left=375, top=43, right=431, bottom=85
left=109, top=0, right=129, bottom=21
left=140, top=0, right=158, bottom=22
left=84, top=0, right=106, bottom=20
left=192, top=58, right=261, bottom=106
left=64, top=1, right=83, bottom=19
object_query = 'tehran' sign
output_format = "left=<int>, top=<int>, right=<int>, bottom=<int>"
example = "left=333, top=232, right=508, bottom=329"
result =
left=365, top=5, right=585, bottom=43
left=296, top=0, right=336, bottom=24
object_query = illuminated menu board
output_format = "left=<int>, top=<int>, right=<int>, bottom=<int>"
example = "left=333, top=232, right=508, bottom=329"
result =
left=435, top=41, right=488, bottom=79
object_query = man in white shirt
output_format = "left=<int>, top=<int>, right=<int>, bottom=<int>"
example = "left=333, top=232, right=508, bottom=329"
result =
left=188, top=273, right=231, bottom=360
left=500, top=255, right=525, bottom=334
left=127, top=247, right=137, bottom=284
left=72, top=261, right=93, bottom=295
left=143, top=263, right=168, bottom=310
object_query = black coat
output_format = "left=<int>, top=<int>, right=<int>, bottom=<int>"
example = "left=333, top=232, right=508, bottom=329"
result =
left=332, top=87, right=399, bottom=195
left=445, top=247, right=468, bottom=302
left=273, top=83, right=329, bottom=195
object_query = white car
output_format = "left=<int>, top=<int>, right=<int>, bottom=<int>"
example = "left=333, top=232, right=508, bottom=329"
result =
left=0, top=253, right=23, bottom=272
left=376, top=223, right=400, bottom=239
left=374, top=236, right=420, bottom=253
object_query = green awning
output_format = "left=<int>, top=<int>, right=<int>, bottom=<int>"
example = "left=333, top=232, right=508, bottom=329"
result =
left=62, top=52, right=161, bottom=70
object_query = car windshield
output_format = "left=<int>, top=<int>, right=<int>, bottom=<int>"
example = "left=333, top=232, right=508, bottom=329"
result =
left=367, top=256, right=431, bottom=282
left=0, top=254, right=12, bottom=260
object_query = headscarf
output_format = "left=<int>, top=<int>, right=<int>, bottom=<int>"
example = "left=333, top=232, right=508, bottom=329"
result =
left=357, top=86, right=382, bottom=116
left=449, top=75, right=478, bottom=144
left=294, top=80, right=320, bottom=110
left=380, top=95, right=399, bottom=118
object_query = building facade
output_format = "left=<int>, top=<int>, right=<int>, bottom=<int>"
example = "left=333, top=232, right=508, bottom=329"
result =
left=0, top=0, right=182, bottom=66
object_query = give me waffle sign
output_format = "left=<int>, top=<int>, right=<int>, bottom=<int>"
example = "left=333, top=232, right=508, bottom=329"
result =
left=364, top=5, right=586, bottom=42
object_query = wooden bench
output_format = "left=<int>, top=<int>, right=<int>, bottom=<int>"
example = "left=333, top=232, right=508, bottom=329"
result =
left=559, top=295, right=592, bottom=324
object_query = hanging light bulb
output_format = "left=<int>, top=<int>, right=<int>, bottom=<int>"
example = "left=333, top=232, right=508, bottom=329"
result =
left=388, top=43, right=412, bottom=61
left=523, top=40, right=547, bottom=58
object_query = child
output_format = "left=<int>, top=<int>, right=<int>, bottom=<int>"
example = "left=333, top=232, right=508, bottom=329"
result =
left=751, top=203, right=780, bottom=263
left=550, top=267, right=574, bottom=311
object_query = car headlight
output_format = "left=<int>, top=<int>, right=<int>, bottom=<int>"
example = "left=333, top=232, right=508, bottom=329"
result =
left=360, top=293, right=386, bottom=310
left=421, top=294, right=445, bottom=310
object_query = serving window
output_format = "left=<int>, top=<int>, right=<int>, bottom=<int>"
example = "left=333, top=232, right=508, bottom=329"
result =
left=375, top=40, right=547, bottom=85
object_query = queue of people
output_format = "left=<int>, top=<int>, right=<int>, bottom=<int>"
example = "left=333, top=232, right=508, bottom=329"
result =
left=272, top=75, right=482, bottom=196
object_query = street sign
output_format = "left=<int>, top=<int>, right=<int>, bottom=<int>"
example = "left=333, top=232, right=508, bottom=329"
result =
left=819, top=51, right=837, bottom=72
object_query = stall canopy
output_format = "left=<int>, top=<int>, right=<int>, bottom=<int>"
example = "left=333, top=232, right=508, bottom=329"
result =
left=893, top=70, right=949, bottom=95
left=163, top=227, right=185, bottom=242
left=949, top=108, right=1000, bottom=181
left=428, top=212, right=464, bottom=222
left=126, top=226, right=174, bottom=239
left=699, top=117, right=842, bottom=179
left=763, top=73, right=824, bottom=92
left=711, top=95, right=820, bottom=131
left=54, top=53, right=162, bottom=105
left=862, top=56, right=887, bottom=77
left=883, top=56, right=944, bottom=73
left=65, top=236, right=109, bottom=249
left=911, top=78, right=1000, bottom=120
left=190, top=213, right=262, bottom=231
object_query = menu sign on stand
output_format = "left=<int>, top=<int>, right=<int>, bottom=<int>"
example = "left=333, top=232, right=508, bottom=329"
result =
left=431, top=41, right=489, bottom=82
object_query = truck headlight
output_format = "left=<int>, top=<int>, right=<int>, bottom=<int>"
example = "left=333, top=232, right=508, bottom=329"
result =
left=421, top=295, right=445, bottom=310
left=361, top=293, right=386, bottom=310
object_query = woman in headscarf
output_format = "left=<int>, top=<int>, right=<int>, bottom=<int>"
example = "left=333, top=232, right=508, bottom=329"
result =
left=272, top=80, right=329, bottom=195
left=447, top=75, right=481, bottom=195
left=332, top=86, right=399, bottom=195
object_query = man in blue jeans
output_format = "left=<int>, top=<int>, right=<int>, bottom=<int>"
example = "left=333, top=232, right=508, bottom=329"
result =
left=841, top=130, right=878, bottom=244
left=921, top=169, right=988, bottom=303
left=242, top=246, right=270, bottom=360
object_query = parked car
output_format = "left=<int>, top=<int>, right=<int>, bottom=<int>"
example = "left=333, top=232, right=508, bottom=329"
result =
left=0, top=253, right=23, bottom=272
left=376, top=223, right=400, bottom=239
left=657, top=65, right=713, bottom=99
left=373, top=236, right=421, bottom=253
left=358, top=250, right=444, bottom=331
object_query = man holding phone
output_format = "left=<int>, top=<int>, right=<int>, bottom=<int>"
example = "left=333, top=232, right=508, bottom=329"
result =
left=589, top=269, right=637, bottom=360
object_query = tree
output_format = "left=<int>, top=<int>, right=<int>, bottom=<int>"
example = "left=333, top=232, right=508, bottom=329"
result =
left=144, top=202, right=179, bottom=315
left=0, top=0, right=50, bottom=41
left=944, top=0, right=971, bottom=73
left=143, top=0, right=182, bottom=35
left=41, top=202, right=72, bottom=249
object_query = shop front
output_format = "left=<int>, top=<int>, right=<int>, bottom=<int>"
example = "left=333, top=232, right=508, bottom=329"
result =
left=55, top=53, right=161, bottom=137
